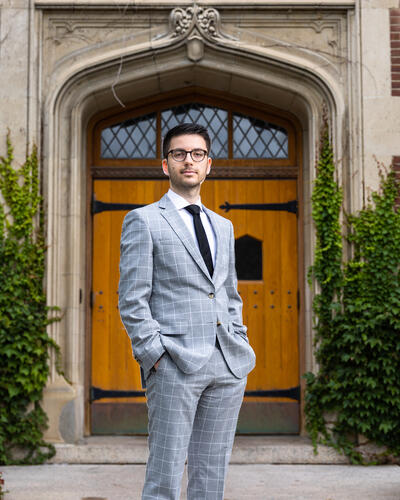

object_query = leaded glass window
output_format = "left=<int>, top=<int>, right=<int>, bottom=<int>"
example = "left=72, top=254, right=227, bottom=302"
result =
left=101, top=113, right=156, bottom=159
left=97, top=100, right=292, bottom=163
left=161, top=104, right=228, bottom=158
left=233, top=113, right=288, bottom=159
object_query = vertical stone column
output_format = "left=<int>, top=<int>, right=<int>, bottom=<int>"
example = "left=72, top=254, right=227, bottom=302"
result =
left=0, top=0, right=33, bottom=159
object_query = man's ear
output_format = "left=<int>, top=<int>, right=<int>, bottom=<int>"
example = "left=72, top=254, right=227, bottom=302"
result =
left=162, top=159, right=169, bottom=176
left=206, top=157, right=212, bottom=176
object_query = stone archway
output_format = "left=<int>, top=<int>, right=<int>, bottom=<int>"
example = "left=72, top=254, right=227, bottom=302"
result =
left=39, top=5, right=355, bottom=442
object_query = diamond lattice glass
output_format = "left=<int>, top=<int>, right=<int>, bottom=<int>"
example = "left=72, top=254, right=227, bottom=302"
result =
left=161, top=104, right=228, bottom=158
left=101, top=113, right=157, bottom=159
left=233, top=113, right=288, bottom=159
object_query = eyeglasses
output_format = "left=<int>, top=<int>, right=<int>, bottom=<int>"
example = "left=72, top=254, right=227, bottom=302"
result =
left=167, top=149, right=208, bottom=162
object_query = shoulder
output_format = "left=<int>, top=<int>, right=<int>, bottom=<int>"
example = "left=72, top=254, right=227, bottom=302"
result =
left=123, top=200, right=162, bottom=225
left=121, top=201, right=166, bottom=246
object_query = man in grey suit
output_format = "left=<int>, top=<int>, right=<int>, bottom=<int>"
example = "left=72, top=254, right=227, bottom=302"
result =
left=119, top=123, right=256, bottom=500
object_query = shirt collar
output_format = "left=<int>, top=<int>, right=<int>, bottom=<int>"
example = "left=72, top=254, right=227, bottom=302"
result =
left=167, top=189, right=203, bottom=212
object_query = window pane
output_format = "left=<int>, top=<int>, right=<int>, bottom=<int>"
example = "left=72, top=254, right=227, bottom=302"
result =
left=161, top=104, right=228, bottom=158
left=100, top=113, right=157, bottom=159
left=233, top=113, right=288, bottom=159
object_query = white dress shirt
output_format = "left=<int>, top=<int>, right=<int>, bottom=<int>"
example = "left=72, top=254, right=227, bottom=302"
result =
left=167, top=189, right=217, bottom=266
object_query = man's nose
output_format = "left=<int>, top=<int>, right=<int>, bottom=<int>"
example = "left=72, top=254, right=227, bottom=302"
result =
left=183, top=152, right=193, bottom=163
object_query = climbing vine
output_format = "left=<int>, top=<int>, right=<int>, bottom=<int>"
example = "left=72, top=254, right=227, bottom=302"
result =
left=305, top=126, right=400, bottom=464
left=0, top=135, right=59, bottom=464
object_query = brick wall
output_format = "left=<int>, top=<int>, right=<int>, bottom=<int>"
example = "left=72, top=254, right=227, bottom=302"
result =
left=391, top=6, right=400, bottom=206
left=391, top=8, right=400, bottom=96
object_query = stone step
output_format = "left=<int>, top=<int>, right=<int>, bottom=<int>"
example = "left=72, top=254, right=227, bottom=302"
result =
left=50, top=436, right=349, bottom=464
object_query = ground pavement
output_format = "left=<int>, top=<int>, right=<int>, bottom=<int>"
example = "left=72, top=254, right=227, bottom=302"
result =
left=2, top=463, right=400, bottom=500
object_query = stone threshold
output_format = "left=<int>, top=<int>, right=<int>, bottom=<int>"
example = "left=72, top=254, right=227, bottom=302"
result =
left=50, top=435, right=349, bottom=464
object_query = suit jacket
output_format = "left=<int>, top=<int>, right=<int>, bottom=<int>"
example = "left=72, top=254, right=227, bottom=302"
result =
left=118, top=193, right=256, bottom=381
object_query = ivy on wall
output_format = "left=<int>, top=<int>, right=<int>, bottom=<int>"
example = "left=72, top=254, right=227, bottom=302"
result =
left=0, top=135, right=59, bottom=464
left=305, top=127, right=400, bottom=463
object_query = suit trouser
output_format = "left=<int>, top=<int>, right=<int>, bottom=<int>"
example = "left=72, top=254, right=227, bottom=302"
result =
left=142, top=344, right=247, bottom=500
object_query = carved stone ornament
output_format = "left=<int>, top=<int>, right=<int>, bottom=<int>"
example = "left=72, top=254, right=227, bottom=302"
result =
left=170, top=6, right=234, bottom=40
left=154, top=5, right=236, bottom=62
left=187, top=36, right=204, bottom=62
left=170, top=6, right=195, bottom=38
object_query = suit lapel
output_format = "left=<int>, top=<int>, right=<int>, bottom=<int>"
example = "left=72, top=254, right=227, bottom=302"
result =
left=202, top=206, right=225, bottom=287
left=159, top=194, right=213, bottom=282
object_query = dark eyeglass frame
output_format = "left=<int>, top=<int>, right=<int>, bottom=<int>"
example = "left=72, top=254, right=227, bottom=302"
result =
left=167, top=149, right=208, bottom=162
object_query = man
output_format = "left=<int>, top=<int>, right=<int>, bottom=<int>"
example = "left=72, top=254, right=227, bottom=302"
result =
left=119, top=123, right=256, bottom=500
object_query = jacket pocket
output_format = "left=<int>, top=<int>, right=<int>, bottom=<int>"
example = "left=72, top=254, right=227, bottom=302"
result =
left=228, top=322, right=249, bottom=343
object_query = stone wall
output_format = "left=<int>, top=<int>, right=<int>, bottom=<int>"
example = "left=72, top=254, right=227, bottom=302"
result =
left=0, top=0, right=39, bottom=162
left=360, top=0, right=400, bottom=197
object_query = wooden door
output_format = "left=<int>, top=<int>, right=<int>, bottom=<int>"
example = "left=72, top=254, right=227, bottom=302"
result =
left=90, top=178, right=299, bottom=434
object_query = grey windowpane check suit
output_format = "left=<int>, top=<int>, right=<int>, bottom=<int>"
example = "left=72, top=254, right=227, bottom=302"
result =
left=119, top=193, right=256, bottom=499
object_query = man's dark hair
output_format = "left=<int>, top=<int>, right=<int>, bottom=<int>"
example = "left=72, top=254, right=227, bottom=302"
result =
left=162, top=123, right=211, bottom=159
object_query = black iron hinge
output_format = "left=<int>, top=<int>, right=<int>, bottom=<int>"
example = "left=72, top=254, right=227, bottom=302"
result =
left=91, top=386, right=146, bottom=402
left=245, top=386, right=300, bottom=401
left=91, top=197, right=144, bottom=215
left=220, top=200, right=298, bottom=215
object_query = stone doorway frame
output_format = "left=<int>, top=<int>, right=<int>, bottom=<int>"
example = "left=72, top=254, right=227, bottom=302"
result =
left=38, top=5, right=361, bottom=443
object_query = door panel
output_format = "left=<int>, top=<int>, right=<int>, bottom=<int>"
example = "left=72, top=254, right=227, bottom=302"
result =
left=91, top=179, right=299, bottom=433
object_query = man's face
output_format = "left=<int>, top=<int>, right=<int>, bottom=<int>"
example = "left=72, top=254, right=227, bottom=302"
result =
left=162, top=134, right=212, bottom=193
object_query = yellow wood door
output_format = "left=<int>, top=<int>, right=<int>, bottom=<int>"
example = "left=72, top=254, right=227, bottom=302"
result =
left=91, top=178, right=299, bottom=434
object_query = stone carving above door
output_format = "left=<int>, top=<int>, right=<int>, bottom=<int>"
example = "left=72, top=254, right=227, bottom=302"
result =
left=166, top=6, right=236, bottom=42
left=154, top=5, right=237, bottom=62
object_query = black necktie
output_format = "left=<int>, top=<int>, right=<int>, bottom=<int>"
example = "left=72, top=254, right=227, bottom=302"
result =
left=184, top=205, right=214, bottom=277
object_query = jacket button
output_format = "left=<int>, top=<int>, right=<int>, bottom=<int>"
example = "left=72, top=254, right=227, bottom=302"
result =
left=216, top=321, right=221, bottom=326
left=208, top=293, right=215, bottom=299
